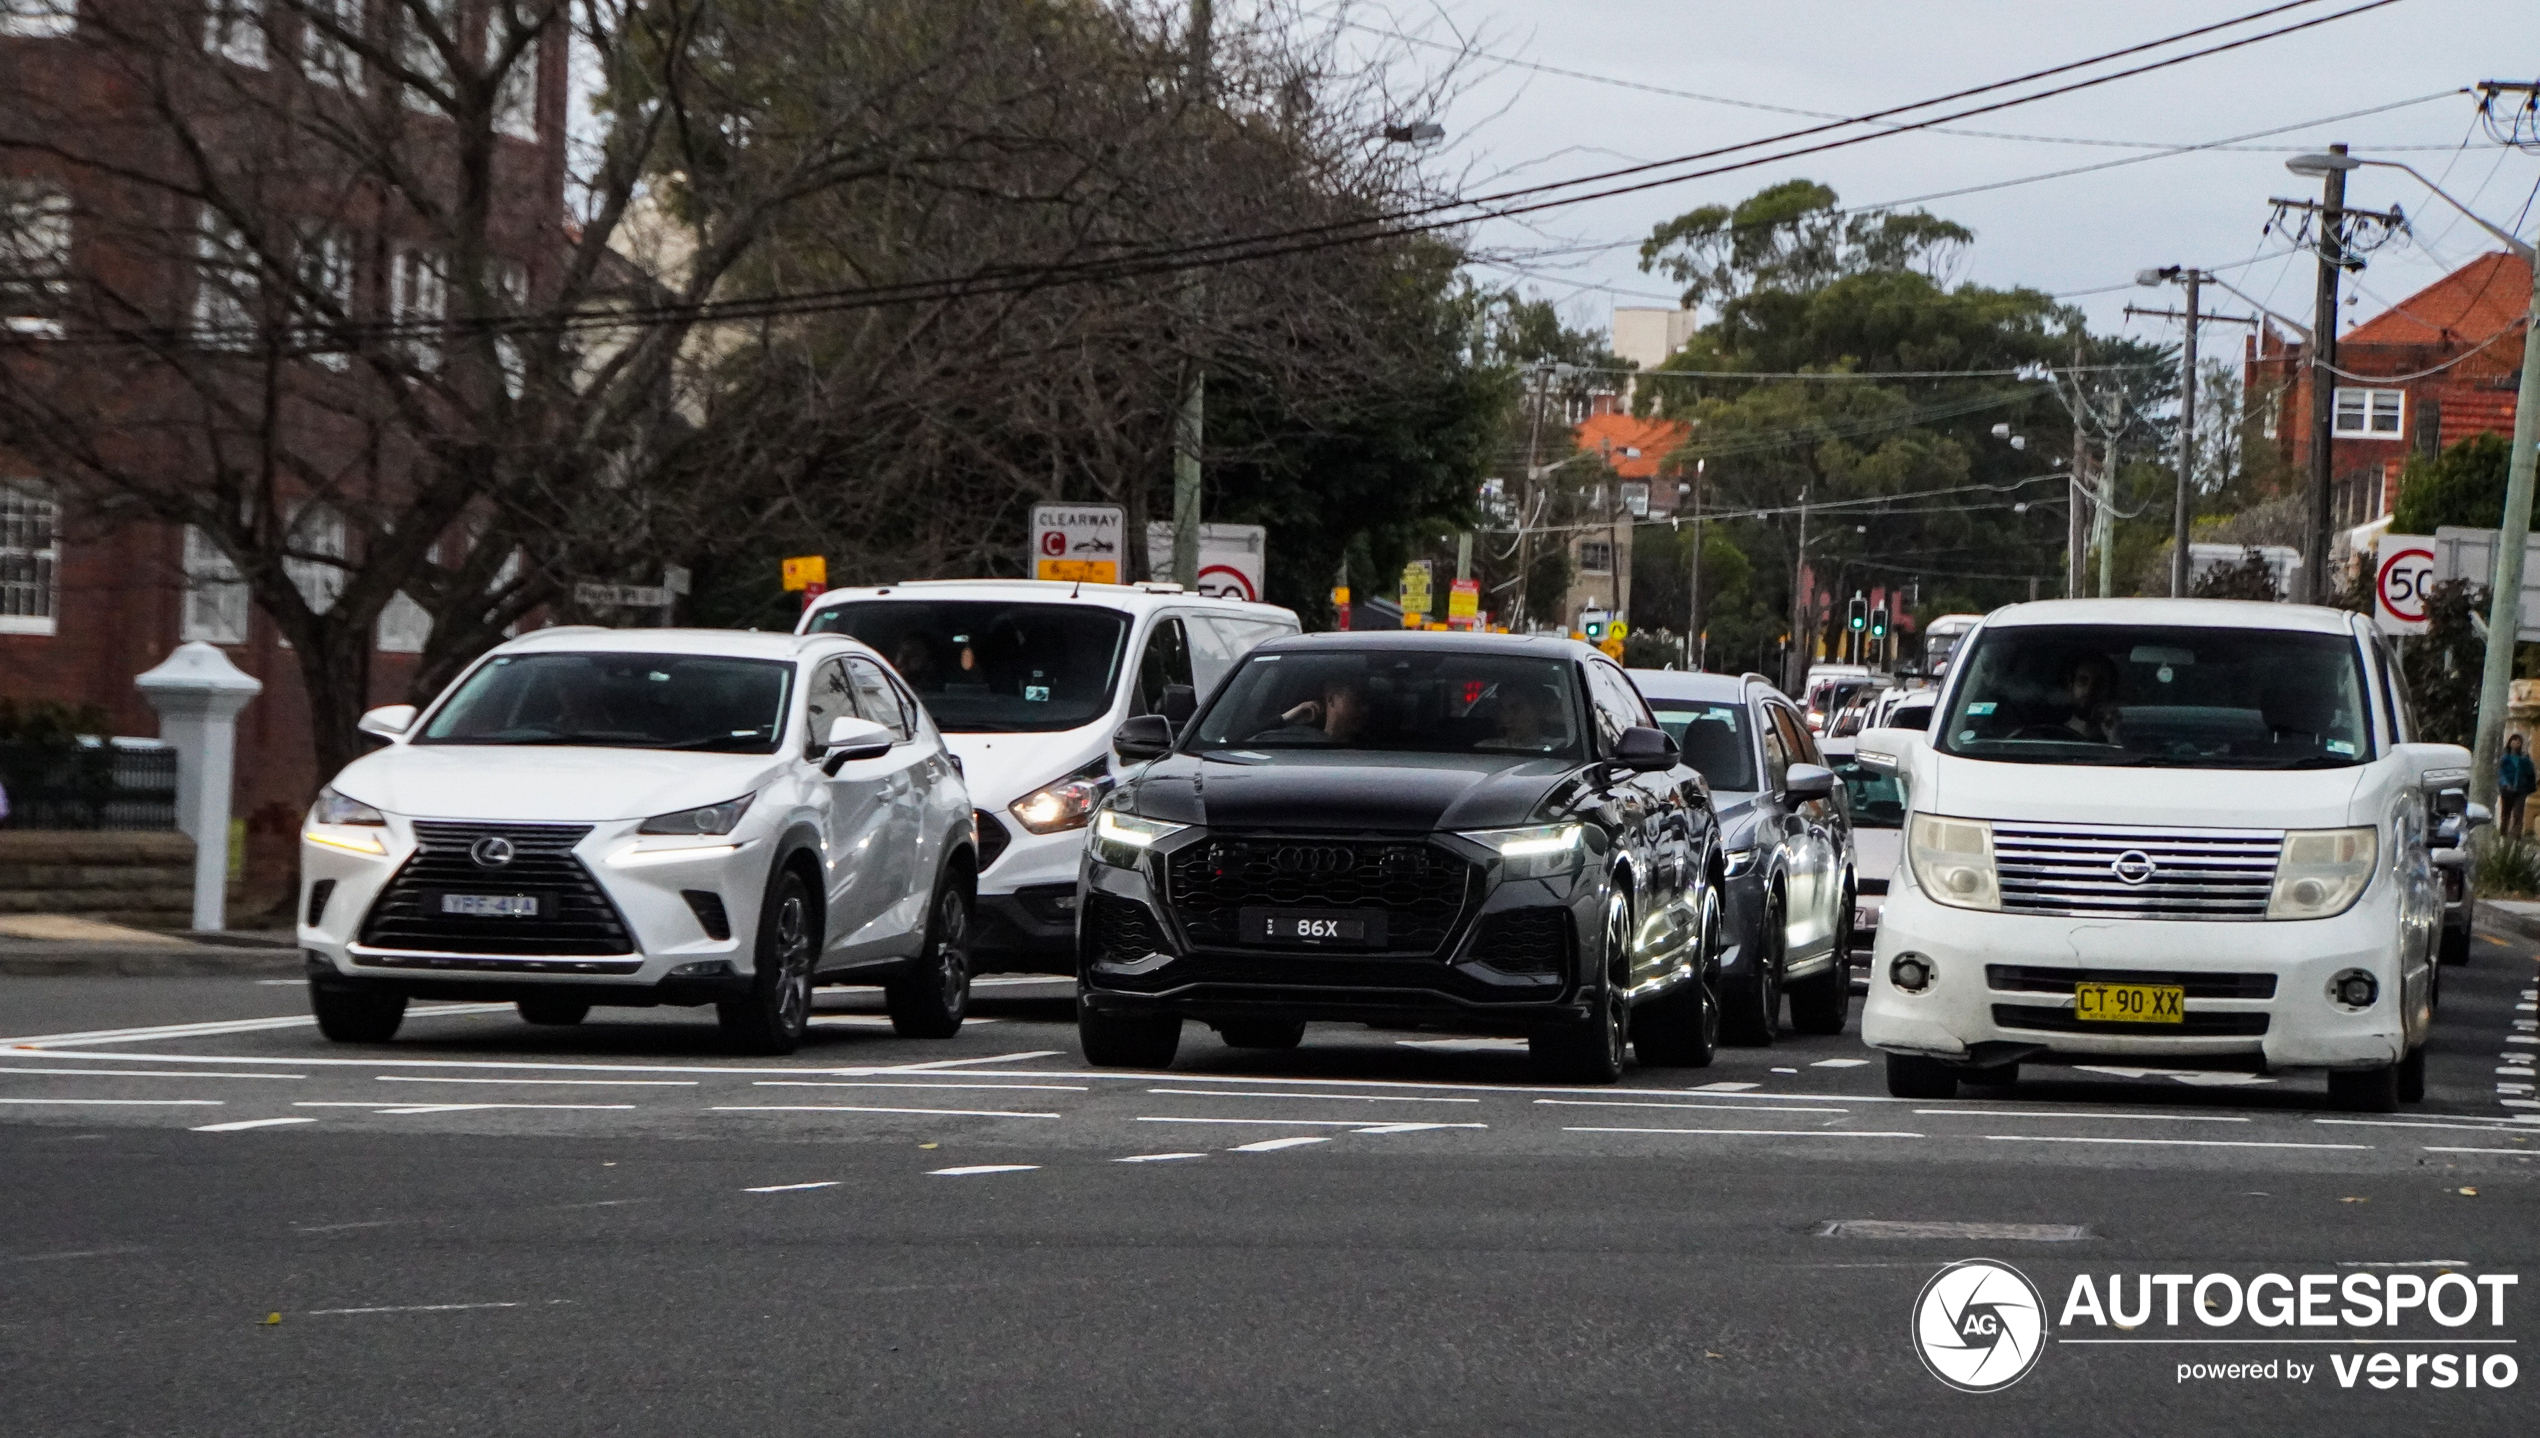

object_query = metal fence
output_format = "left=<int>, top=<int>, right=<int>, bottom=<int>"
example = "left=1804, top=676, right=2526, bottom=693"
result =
left=0, top=742, right=180, bottom=831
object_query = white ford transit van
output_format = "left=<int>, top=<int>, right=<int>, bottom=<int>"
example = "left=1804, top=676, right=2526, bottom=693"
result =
left=799, top=579, right=1300, bottom=971
left=1856, top=599, right=2473, bottom=1112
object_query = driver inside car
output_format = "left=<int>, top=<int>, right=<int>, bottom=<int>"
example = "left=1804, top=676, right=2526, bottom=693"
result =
left=1268, top=675, right=1372, bottom=744
left=1477, top=683, right=1562, bottom=752
left=2062, top=653, right=2122, bottom=745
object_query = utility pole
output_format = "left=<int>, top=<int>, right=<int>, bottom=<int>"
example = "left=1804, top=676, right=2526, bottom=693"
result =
left=1168, top=0, right=1213, bottom=588
left=1685, top=459, right=1704, bottom=671
left=2300, top=143, right=2348, bottom=605
left=2132, top=274, right=2262, bottom=595
left=2095, top=389, right=2122, bottom=599
left=1514, top=363, right=1551, bottom=630
left=2066, top=341, right=2090, bottom=597
left=1788, top=487, right=1810, bottom=693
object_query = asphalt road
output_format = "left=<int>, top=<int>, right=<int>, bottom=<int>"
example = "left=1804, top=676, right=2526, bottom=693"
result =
left=3, top=938, right=2535, bottom=1436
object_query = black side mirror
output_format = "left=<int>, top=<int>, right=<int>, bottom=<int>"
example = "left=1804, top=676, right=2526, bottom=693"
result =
left=1784, top=762, right=1835, bottom=802
left=2435, top=787, right=2467, bottom=816
left=1614, top=725, right=1677, bottom=773
left=1113, top=714, right=1174, bottom=762
left=1159, top=683, right=1198, bottom=726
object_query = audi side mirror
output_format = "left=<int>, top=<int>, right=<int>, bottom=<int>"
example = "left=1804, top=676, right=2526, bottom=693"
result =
left=356, top=704, right=418, bottom=739
left=820, top=716, right=895, bottom=775
left=1113, top=714, right=1175, bottom=763
left=1614, top=725, right=1676, bottom=773
left=1159, top=683, right=1198, bottom=726
left=1784, top=762, right=1836, bottom=802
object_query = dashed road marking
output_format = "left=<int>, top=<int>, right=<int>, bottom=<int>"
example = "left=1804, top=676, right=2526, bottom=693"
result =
left=927, top=1164, right=1039, bottom=1176
left=1536, top=1098, right=1847, bottom=1115
left=376, top=1076, right=697, bottom=1087
left=1564, top=1127, right=1922, bottom=1139
left=713, top=1104, right=1060, bottom=1119
left=1816, top=1220, right=2090, bottom=1241
left=0, top=1097, right=224, bottom=1106
left=0, top=1068, right=301, bottom=1080
left=1228, top=1137, right=1328, bottom=1153
left=192, top=1117, right=316, bottom=1132
left=1917, top=1109, right=2251, bottom=1123
left=744, top=1181, right=843, bottom=1193
left=295, top=1101, right=637, bottom=1113
left=1136, top=1115, right=1403, bottom=1127
left=1810, top=1059, right=1870, bottom=1068
left=1349, top=1122, right=1487, bottom=1134
left=1690, top=1082, right=1762, bottom=1092
left=753, top=1081, right=1088, bottom=1092
left=1145, top=1088, right=1478, bottom=1104
left=1115, top=1152, right=1206, bottom=1163
left=2423, top=1146, right=2539, bottom=1157
left=1985, top=1135, right=2371, bottom=1151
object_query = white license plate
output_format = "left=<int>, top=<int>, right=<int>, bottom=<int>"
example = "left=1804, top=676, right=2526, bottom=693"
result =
left=439, top=893, right=540, bottom=919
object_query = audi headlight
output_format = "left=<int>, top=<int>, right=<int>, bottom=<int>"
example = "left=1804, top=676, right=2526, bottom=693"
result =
left=1010, top=769, right=1110, bottom=835
left=2267, top=826, right=2377, bottom=920
left=1907, top=813, right=1998, bottom=911
left=1722, top=845, right=1759, bottom=877
left=1465, top=822, right=1587, bottom=880
left=639, top=793, right=756, bottom=836
left=302, top=786, right=388, bottom=855
left=1090, top=809, right=1184, bottom=868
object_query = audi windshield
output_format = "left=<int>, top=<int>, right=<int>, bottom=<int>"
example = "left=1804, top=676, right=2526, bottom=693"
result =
left=805, top=600, right=1128, bottom=733
left=1936, top=624, right=2371, bottom=769
left=1187, top=650, right=1586, bottom=759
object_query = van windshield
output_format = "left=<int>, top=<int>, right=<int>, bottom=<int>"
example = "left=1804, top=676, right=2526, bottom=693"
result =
left=1937, top=624, right=2371, bottom=769
left=804, top=601, right=1128, bottom=733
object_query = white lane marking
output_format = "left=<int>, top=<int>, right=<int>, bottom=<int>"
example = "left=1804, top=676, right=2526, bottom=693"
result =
left=753, top=1081, right=1088, bottom=1093
left=1690, top=1082, right=1762, bottom=1092
left=0, top=1097, right=223, bottom=1106
left=1770, top=1067, right=1799, bottom=1074
left=192, top=1117, right=315, bottom=1132
left=1395, top=1038, right=1529, bottom=1052
left=2508, top=1100, right=2540, bottom=1109
left=0, top=1068, right=302, bottom=1080
left=2337, top=1260, right=2471, bottom=1268
left=1145, top=1088, right=1479, bottom=1104
left=2500, top=1068, right=2537, bottom=1077
left=2073, top=1066, right=2277, bottom=1086
left=1135, top=1115, right=1399, bottom=1127
left=254, top=979, right=302, bottom=986
left=1229, top=1137, right=1328, bottom=1153
left=1115, top=1152, right=1207, bottom=1162
left=810, top=1015, right=998, bottom=1027
left=377, top=1076, right=698, bottom=1087
left=292, top=1102, right=637, bottom=1113
left=1915, top=1109, right=2251, bottom=1123
left=970, top=975, right=1070, bottom=987
left=1817, top=1220, right=2091, bottom=1241
left=2424, top=1147, right=2540, bottom=1156
left=1810, top=1058, right=1871, bottom=1068
left=0, top=1004, right=512, bottom=1048
left=7, top=1246, right=150, bottom=1261
left=1564, top=1126, right=1923, bottom=1139
left=706, top=1117, right=1061, bottom=1128
left=744, top=1181, right=842, bottom=1193
left=306, top=1302, right=540, bottom=1315
left=0, top=1049, right=1069, bottom=1079
left=872, top=1052, right=1064, bottom=1072
left=928, top=1165, right=1038, bottom=1176
left=1534, top=1112, right=1859, bottom=1122
left=1349, top=1122, right=1487, bottom=1134
left=1985, top=1135, right=2371, bottom=1151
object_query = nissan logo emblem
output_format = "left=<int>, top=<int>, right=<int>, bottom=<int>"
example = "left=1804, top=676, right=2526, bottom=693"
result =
left=469, top=836, right=517, bottom=869
left=2110, top=850, right=2157, bottom=885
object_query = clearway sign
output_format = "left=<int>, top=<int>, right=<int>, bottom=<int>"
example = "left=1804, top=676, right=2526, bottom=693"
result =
left=1031, top=504, right=1126, bottom=584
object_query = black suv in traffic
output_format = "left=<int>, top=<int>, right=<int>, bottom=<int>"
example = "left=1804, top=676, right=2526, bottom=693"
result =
left=1074, top=632, right=1725, bottom=1083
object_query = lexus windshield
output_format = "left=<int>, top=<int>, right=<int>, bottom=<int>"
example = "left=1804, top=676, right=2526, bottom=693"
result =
left=417, top=653, right=791, bottom=753
left=805, top=600, right=1128, bottom=733
left=1188, top=650, right=1585, bottom=760
left=1936, top=624, right=2371, bottom=769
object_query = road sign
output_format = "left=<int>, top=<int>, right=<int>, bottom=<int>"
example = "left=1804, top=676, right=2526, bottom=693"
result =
left=1032, top=503, right=1126, bottom=584
left=2374, top=533, right=2437, bottom=635
left=1599, top=635, right=1625, bottom=661
left=1143, top=522, right=1267, bottom=601
left=575, top=582, right=672, bottom=609
left=780, top=555, right=826, bottom=592
left=1399, top=561, right=1433, bottom=623
left=1447, top=577, right=1480, bottom=626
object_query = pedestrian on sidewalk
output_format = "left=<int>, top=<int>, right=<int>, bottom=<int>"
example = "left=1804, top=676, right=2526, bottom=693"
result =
left=2501, top=733, right=2536, bottom=839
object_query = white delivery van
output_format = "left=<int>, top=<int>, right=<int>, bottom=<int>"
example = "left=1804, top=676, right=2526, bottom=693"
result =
left=1856, top=598, right=2474, bottom=1112
left=799, top=579, right=1300, bottom=971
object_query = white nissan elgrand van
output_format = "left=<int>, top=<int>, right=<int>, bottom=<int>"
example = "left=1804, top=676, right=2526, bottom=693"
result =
left=799, top=579, right=1299, bottom=971
left=1856, top=598, right=2474, bottom=1112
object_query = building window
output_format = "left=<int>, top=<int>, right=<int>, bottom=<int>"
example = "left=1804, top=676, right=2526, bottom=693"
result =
left=293, top=223, right=353, bottom=366
left=389, top=244, right=444, bottom=368
left=0, top=0, right=74, bottom=39
left=181, top=526, right=250, bottom=644
left=0, top=480, right=59, bottom=635
left=376, top=590, right=430, bottom=652
left=1578, top=540, right=1613, bottom=575
left=204, top=0, right=263, bottom=66
left=301, top=0, right=363, bottom=90
left=2332, top=387, right=2403, bottom=438
left=493, top=33, right=539, bottom=140
left=395, top=0, right=453, bottom=108
left=193, top=208, right=259, bottom=350
left=1620, top=481, right=1650, bottom=518
left=0, top=179, right=72, bottom=337
left=285, top=504, right=345, bottom=615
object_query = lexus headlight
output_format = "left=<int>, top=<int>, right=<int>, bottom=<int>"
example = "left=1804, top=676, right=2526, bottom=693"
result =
left=1465, top=822, right=1586, bottom=880
left=302, top=786, right=388, bottom=855
left=639, top=793, right=756, bottom=836
left=2267, top=826, right=2377, bottom=920
left=1907, top=813, right=1998, bottom=911
left=1010, top=769, right=1110, bottom=835
left=1090, top=809, right=1184, bottom=868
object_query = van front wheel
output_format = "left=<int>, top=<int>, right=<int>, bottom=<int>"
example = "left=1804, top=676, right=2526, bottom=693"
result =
left=1885, top=1052, right=1957, bottom=1100
left=2328, top=1063, right=2400, bottom=1113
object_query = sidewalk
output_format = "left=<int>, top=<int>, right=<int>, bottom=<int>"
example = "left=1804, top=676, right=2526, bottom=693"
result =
left=0, top=915, right=301, bottom=976
left=2476, top=899, right=2540, bottom=947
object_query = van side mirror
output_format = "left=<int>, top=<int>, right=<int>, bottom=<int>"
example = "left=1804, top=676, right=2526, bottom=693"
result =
left=820, top=716, right=895, bottom=775
left=356, top=704, right=417, bottom=739
left=1158, top=683, right=1198, bottom=726
left=1113, top=714, right=1175, bottom=763
left=1784, top=762, right=1836, bottom=802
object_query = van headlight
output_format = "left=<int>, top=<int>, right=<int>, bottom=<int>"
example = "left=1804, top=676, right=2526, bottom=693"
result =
left=1907, top=814, right=1998, bottom=911
left=2267, top=826, right=2377, bottom=920
left=1464, top=822, right=1586, bottom=880
left=1010, top=769, right=1110, bottom=835
left=303, top=786, right=389, bottom=855
left=1091, top=809, right=1184, bottom=868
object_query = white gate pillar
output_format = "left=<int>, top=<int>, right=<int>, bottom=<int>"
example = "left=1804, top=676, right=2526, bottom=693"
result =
left=135, top=643, right=263, bottom=932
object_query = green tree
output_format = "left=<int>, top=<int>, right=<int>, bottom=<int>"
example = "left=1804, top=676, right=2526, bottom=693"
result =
left=2391, top=434, right=2519, bottom=533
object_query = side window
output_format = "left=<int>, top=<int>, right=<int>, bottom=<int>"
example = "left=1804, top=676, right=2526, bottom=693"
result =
left=1136, top=617, right=1194, bottom=713
left=886, top=672, right=929, bottom=739
left=2370, top=638, right=2409, bottom=749
left=1578, top=664, right=1628, bottom=754
left=1759, top=705, right=1792, bottom=792
left=802, top=659, right=854, bottom=756
left=1181, top=613, right=1240, bottom=695
left=1588, top=662, right=1654, bottom=742
left=1774, top=704, right=1822, bottom=766
left=844, top=657, right=911, bottom=741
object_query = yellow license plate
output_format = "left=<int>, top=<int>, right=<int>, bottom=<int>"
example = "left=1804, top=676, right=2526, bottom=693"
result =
left=2074, top=982, right=2185, bottom=1024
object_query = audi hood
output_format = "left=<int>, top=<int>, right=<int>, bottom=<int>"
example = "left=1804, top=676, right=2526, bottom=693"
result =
left=1118, top=750, right=1578, bottom=833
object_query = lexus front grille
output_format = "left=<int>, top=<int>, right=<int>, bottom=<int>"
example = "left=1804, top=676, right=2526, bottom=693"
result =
left=358, top=821, right=634, bottom=957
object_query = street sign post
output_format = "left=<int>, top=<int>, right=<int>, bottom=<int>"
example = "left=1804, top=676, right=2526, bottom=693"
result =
left=1399, top=561, right=1433, bottom=626
left=1031, top=503, right=1127, bottom=584
left=2373, top=533, right=2437, bottom=636
left=574, top=582, right=673, bottom=609
left=1447, top=577, right=1480, bottom=628
left=780, top=555, right=827, bottom=591
left=1143, top=522, right=1266, bottom=601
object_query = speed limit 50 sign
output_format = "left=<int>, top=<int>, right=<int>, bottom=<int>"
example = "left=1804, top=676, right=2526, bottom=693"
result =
left=2374, top=533, right=2437, bottom=635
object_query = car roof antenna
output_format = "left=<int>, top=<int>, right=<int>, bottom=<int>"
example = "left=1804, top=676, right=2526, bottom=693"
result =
left=1072, top=579, right=1083, bottom=599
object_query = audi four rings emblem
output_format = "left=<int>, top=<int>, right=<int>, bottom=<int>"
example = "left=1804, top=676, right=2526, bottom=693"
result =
left=469, top=836, right=517, bottom=868
left=2111, top=849, right=2158, bottom=885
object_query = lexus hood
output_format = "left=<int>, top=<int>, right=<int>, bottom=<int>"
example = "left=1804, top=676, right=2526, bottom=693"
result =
left=327, top=744, right=785, bottom=824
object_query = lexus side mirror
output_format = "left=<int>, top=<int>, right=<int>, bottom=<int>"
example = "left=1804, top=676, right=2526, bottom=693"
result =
left=356, top=704, right=418, bottom=739
left=820, top=716, right=895, bottom=775
left=1159, top=683, right=1198, bottom=726
left=1113, top=714, right=1175, bottom=763
left=1614, top=725, right=1677, bottom=773
left=1785, top=762, right=1836, bottom=802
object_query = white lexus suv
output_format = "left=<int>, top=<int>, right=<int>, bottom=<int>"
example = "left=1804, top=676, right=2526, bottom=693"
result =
left=298, top=627, right=977, bottom=1054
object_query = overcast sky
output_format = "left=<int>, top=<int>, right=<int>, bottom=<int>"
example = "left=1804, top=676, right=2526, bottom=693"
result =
left=1362, top=0, right=2539, bottom=360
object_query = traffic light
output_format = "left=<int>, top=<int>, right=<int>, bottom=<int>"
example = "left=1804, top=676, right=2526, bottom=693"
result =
left=1869, top=605, right=1888, bottom=640
left=1846, top=594, right=1867, bottom=633
left=1581, top=611, right=1609, bottom=642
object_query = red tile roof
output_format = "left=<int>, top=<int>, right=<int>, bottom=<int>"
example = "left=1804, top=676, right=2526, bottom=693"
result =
left=2342, top=251, right=2531, bottom=348
left=1572, top=413, right=1691, bottom=478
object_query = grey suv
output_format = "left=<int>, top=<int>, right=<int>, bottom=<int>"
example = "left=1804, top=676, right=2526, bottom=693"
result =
left=1628, top=670, right=1855, bottom=1042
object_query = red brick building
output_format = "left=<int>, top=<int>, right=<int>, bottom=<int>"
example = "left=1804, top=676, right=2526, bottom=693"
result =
left=2244, top=251, right=2529, bottom=537
left=0, top=0, right=567, bottom=918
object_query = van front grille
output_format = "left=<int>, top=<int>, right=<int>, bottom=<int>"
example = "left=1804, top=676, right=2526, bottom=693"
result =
left=1992, top=822, right=2281, bottom=921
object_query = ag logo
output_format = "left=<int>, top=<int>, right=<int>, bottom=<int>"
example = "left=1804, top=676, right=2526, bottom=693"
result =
left=1913, top=1259, right=2047, bottom=1392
